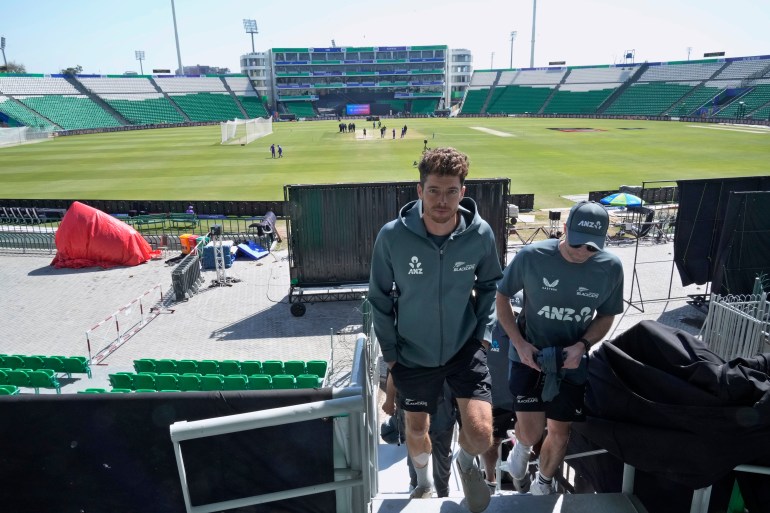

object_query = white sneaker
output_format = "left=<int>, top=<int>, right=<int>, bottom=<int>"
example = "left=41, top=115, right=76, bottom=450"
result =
left=506, top=439, right=532, bottom=492
left=530, top=471, right=554, bottom=495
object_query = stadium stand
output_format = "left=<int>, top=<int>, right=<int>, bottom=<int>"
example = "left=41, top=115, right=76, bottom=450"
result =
left=713, top=59, right=770, bottom=80
left=565, top=66, right=638, bottom=84
left=486, top=85, right=552, bottom=114
left=460, top=88, right=489, bottom=114
left=101, top=93, right=186, bottom=124
left=169, top=92, right=243, bottom=122
left=18, top=95, right=121, bottom=130
left=285, top=101, right=317, bottom=118
left=154, top=76, right=228, bottom=93
left=604, top=82, right=697, bottom=116
left=669, top=84, right=724, bottom=116
left=639, top=61, right=725, bottom=82
left=0, top=95, right=57, bottom=129
left=714, top=82, right=770, bottom=118
left=410, top=98, right=437, bottom=114
left=0, top=75, right=80, bottom=95
left=79, top=76, right=158, bottom=94
left=543, top=85, right=618, bottom=114
left=501, top=68, right=567, bottom=85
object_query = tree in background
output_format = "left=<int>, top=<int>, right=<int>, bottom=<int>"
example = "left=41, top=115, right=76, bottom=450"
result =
left=61, top=65, right=83, bottom=76
left=0, top=61, right=26, bottom=73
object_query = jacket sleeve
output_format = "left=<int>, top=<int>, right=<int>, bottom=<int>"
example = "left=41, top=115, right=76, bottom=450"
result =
left=368, top=227, right=399, bottom=363
left=473, top=232, right=504, bottom=342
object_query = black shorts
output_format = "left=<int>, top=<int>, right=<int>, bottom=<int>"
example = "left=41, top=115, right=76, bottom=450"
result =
left=391, top=339, right=492, bottom=415
left=491, top=407, right=516, bottom=439
left=508, top=361, right=587, bottom=422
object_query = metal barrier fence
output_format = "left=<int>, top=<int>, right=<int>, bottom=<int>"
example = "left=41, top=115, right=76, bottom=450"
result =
left=700, top=292, right=770, bottom=360
left=171, top=240, right=207, bottom=301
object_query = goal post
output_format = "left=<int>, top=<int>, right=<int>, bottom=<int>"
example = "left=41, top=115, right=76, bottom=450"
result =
left=220, top=117, right=273, bottom=145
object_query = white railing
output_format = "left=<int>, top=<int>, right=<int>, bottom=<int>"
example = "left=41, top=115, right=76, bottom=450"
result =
left=700, top=292, right=770, bottom=360
left=169, top=333, right=381, bottom=513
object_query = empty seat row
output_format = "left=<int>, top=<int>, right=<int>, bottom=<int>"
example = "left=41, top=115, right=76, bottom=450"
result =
left=109, top=372, right=322, bottom=391
left=0, top=354, right=91, bottom=378
left=0, top=368, right=60, bottom=394
left=133, top=358, right=327, bottom=378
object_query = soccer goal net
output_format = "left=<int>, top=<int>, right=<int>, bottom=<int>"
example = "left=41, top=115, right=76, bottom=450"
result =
left=220, top=117, right=273, bottom=145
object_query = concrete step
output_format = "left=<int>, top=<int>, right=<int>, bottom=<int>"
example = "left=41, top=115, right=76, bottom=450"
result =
left=372, top=492, right=648, bottom=513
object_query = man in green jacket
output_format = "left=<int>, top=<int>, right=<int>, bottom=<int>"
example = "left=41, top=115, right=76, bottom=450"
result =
left=369, top=147, right=503, bottom=512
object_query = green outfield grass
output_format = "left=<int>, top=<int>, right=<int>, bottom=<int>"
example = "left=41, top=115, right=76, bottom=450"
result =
left=1, top=118, right=768, bottom=208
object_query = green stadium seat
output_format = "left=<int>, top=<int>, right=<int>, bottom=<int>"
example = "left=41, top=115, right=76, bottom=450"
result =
left=109, top=373, right=134, bottom=390
left=135, top=389, right=157, bottom=393
left=306, top=360, right=328, bottom=378
left=240, top=360, right=262, bottom=375
left=132, top=373, right=156, bottom=390
left=218, top=360, right=241, bottom=376
left=284, top=360, right=306, bottom=377
left=200, top=374, right=224, bottom=391
left=0, top=385, right=20, bottom=395
left=78, top=388, right=107, bottom=394
left=155, top=373, right=179, bottom=391
left=271, top=374, right=296, bottom=389
left=262, top=360, right=284, bottom=376
left=43, top=356, right=65, bottom=374
left=247, top=375, right=272, bottom=390
left=134, top=358, right=156, bottom=373
left=28, top=370, right=61, bottom=394
left=197, top=360, right=219, bottom=375
left=6, top=369, right=29, bottom=388
left=109, top=388, right=132, bottom=393
left=176, top=360, right=198, bottom=374
left=0, top=369, right=7, bottom=385
left=178, top=374, right=202, bottom=391
left=22, top=355, right=45, bottom=370
left=296, top=374, right=321, bottom=389
left=61, top=356, right=91, bottom=378
left=2, top=355, right=23, bottom=369
left=154, top=359, right=178, bottom=374
left=222, top=375, right=248, bottom=391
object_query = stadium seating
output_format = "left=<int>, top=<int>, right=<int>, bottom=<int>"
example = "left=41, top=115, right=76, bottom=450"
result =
left=103, top=94, right=185, bottom=125
left=460, top=89, right=488, bottom=114
left=543, top=86, right=616, bottom=114
left=0, top=76, right=79, bottom=95
left=639, top=62, right=724, bottom=82
left=285, top=101, right=317, bottom=118
left=410, top=98, right=437, bottom=114
left=0, top=353, right=90, bottom=379
left=670, top=85, right=723, bottom=116
left=604, top=82, right=695, bottom=116
left=169, top=93, right=242, bottom=122
left=486, top=85, right=552, bottom=114
left=19, top=95, right=121, bottom=130
left=714, top=84, right=770, bottom=118
left=154, top=77, right=228, bottom=93
left=749, top=105, right=770, bottom=120
left=500, top=68, right=567, bottom=86
left=0, top=96, right=56, bottom=129
left=238, top=96, right=269, bottom=118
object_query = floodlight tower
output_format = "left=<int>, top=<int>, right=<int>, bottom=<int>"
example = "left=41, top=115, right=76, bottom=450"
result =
left=687, top=46, right=693, bottom=61
left=530, top=0, right=537, bottom=67
left=135, top=50, right=145, bottom=75
left=243, top=19, right=258, bottom=53
left=170, top=0, right=184, bottom=74
left=491, top=52, right=495, bottom=69
left=1, top=37, right=7, bottom=68
left=510, top=31, right=517, bottom=68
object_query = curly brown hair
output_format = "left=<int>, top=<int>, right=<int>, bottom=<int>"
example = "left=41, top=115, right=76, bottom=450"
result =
left=418, top=147, right=469, bottom=186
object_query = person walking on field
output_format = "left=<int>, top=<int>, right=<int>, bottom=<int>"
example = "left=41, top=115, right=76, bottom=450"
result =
left=369, top=147, right=502, bottom=512
left=278, top=145, right=283, bottom=158
left=270, top=143, right=276, bottom=158
left=496, top=201, right=624, bottom=495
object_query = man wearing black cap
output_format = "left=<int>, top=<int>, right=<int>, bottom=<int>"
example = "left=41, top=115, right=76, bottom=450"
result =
left=495, top=201, right=624, bottom=495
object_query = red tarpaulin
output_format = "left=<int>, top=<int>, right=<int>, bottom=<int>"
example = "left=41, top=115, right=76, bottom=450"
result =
left=51, top=201, right=159, bottom=269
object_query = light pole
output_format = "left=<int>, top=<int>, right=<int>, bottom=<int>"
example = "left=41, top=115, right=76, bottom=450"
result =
left=243, top=19, right=258, bottom=53
left=530, top=0, right=537, bottom=68
left=687, top=46, right=693, bottom=61
left=170, top=0, right=183, bottom=74
left=510, top=31, right=517, bottom=68
left=1, top=37, right=7, bottom=69
left=491, top=52, right=495, bottom=69
left=135, top=50, right=145, bottom=75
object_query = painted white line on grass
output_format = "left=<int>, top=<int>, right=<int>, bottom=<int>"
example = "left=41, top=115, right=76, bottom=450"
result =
left=687, top=125, right=769, bottom=134
left=470, top=126, right=515, bottom=137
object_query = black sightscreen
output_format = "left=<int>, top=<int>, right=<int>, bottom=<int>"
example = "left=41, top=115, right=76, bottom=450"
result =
left=711, top=191, right=770, bottom=295
left=674, top=176, right=770, bottom=286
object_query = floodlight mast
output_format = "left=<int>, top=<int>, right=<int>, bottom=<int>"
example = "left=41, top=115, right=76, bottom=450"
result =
left=243, top=19, right=258, bottom=53
left=1, top=36, right=7, bottom=68
left=135, top=50, right=145, bottom=75
left=530, top=0, right=537, bottom=67
left=510, top=31, right=517, bottom=68
left=170, top=0, right=183, bottom=74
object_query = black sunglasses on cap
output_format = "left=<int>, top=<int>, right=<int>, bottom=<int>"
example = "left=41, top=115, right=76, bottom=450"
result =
left=569, top=243, right=599, bottom=253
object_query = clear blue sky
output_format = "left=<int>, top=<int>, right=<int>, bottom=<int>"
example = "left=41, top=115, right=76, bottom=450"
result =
left=1, top=0, right=768, bottom=74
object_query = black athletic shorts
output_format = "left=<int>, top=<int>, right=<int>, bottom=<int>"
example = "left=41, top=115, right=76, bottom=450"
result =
left=391, top=339, right=492, bottom=415
left=508, top=360, right=587, bottom=423
left=491, top=406, right=516, bottom=439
